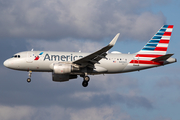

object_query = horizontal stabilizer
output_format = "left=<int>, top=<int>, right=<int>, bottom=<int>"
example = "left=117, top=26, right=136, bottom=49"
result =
left=151, top=54, right=174, bottom=62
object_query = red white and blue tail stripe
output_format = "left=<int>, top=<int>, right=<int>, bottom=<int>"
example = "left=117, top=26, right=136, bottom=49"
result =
left=138, top=25, right=173, bottom=55
left=130, top=25, right=174, bottom=65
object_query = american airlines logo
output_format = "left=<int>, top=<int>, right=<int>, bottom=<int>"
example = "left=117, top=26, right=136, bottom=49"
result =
left=34, top=52, right=44, bottom=60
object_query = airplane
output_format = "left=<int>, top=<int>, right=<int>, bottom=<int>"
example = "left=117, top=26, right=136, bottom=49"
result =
left=3, top=25, right=177, bottom=87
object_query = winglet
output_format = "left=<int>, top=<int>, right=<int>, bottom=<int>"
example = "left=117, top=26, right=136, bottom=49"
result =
left=109, top=33, right=120, bottom=46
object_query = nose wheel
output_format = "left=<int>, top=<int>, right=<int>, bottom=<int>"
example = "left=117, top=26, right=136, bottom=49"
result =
left=82, top=76, right=90, bottom=87
left=27, top=71, right=32, bottom=83
left=27, top=78, right=31, bottom=83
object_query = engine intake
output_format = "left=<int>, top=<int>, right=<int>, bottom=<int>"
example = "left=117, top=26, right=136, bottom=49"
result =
left=53, top=63, right=71, bottom=74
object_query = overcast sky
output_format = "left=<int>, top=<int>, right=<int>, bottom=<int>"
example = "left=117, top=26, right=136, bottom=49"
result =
left=0, top=0, right=180, bottom=120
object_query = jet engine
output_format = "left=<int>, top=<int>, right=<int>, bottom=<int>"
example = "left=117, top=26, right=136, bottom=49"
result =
left=53, top=63, right=72, bottom=74
left=53, top=63, right=79, bottom=74
left=52, top=73, right=77, bottom=82
left=52, top=63, right=79, bottom=82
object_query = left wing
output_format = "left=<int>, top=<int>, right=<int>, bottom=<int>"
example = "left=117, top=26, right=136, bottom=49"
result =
left=73, top=33, right=120, bottom=68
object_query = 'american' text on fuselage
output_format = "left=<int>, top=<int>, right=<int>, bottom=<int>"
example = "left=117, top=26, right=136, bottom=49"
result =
left=43, top=54, right=83, bottom=61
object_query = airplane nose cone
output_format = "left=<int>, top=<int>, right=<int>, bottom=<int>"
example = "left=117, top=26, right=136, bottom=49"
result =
left=3, top=60, right=9, bottom=67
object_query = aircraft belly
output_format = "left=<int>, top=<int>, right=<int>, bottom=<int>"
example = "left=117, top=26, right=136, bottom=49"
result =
left=99, top=61, right=128, bottom=73
left=122, top=64, right=159, bottom=72
left=34, top=61, right=52, bottom=71
left=17, top=60, right=52, bottom=71
left=93, top=66, right=107, bottom=73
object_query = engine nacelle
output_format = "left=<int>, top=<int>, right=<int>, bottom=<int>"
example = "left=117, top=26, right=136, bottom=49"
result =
left=53, top=63, right=72, bottom=74
left=52, top=73, right=77, bottom=82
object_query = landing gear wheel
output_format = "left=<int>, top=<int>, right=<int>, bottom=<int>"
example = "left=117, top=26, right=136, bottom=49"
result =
left=27, top=78, right=31, bottom=83
left=82, top=76, right=90, bottom=87
left=82, top=81, right=88, bottom=87
left=84, top=76, right=90, bottom=82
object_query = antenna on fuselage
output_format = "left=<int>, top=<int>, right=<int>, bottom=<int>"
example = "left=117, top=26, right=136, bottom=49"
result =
left=31, top=49, right=34, bottom=51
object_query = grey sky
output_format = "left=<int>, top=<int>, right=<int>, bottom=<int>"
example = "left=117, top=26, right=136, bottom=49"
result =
left=0, top=0, right=165, bottom=41
left=0, top=0, right=179, bottom=120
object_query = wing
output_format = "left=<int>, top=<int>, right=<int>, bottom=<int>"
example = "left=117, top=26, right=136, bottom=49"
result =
left=73, top=33, right=120, bottom=68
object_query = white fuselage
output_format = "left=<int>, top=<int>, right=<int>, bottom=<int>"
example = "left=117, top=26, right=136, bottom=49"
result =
left=4, top=51, right=175, bottom=75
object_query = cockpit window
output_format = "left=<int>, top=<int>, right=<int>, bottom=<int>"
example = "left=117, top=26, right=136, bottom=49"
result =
left=13, top=55, right=20, bottom=58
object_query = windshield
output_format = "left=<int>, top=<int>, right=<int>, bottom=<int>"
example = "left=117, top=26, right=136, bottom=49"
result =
left=12, top=55, right=20, bottom=58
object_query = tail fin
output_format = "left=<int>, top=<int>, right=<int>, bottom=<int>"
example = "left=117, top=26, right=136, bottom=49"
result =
left=137, top=25, right=174, bottom=56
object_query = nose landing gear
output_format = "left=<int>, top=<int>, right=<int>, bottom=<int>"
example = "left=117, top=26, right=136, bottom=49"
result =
left=27, top=71, right=32, bottom=83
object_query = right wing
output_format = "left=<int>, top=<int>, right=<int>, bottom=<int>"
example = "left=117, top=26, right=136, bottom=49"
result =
left=73, top=33, right=120, bottom=68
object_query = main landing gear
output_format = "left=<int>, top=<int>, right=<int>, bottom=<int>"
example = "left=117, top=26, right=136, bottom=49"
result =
left=82, top=76, right=90, bottom=87
left=27, top=71, right=32, bottom=83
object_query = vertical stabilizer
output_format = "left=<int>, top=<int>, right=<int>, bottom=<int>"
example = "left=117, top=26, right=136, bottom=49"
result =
left=130, top=25, right=174, bottom=66
left=138, top=25, right=173, bottom=56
